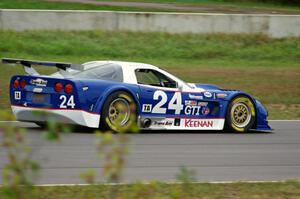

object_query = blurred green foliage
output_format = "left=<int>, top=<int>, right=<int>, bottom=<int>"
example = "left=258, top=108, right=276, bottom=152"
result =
left=0, top=111, right=39, bottom=199
left=80, top=105, right=139, bottom=199
left=1, top=181, right=296, bottom=199
left=0, top=108, right=139, bottom=198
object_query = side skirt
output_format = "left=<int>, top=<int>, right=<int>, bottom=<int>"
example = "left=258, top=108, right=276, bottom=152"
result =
left=139, top=116, right=225, bottom=130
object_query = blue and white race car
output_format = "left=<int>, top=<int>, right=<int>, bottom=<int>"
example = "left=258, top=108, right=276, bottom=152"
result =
left=3, top=58, right=271, bottom=132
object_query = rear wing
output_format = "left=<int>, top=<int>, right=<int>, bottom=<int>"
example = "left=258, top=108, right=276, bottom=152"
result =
left=2, top=58, right=83, bottom=76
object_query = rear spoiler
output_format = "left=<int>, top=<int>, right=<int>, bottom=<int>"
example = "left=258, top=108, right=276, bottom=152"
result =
left=2, top=58, right=83, bottom=76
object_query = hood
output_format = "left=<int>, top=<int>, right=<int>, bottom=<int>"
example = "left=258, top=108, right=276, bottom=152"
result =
left=192, top=83, right=241, bottom=101
left=194, top=83, right=239, bottom=92
left=194, top=83, right=221, bottom=91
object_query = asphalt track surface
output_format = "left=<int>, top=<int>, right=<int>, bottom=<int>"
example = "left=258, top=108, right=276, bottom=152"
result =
left=0, top=121, right=299, bottom=184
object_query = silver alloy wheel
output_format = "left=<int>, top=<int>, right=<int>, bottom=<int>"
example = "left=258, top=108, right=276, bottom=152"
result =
left=230, top=102, right=252, bottom=128
left=108, top=98, right=131, bottom=126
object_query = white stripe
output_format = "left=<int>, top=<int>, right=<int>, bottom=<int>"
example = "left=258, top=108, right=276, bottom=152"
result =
left=269, top=120, right=300, bottom=122
left=33, top=180, right=292, bottom=187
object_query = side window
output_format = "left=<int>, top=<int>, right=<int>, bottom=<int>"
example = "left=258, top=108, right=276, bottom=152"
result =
left=135, top=69, right=161, bottom=87
left=135, top=69, right=177, bottom=88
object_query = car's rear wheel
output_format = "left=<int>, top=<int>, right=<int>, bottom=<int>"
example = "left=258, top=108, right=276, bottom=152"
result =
left=100, top=91, right=137, bottom=132
left=225, top=96, right=256, bottom=132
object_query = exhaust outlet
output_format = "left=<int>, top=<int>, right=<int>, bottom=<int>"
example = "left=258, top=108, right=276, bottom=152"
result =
left=142, top=118, right=151, bottom=128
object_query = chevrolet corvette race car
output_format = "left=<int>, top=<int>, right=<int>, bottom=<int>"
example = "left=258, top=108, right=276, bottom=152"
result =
left=2, top=58, right=271, bottom=132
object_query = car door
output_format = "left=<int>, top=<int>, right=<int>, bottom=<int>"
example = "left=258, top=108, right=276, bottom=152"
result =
left=135, top=68, right=221, bottom=129
left=135, top=68, right=180, bottom=113
left=135, top=68, right=185, bottom=128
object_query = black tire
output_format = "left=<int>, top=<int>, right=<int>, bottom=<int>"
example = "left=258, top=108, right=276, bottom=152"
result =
left=100, top=91, right=137, bottom=132
left=225, top=96, right=256, bottom=132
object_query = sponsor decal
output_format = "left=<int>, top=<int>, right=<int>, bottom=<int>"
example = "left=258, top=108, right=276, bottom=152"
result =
left=174, top=118, right=181, bottom=126
left=153, top=120, right=173, bottom=126
left=185, top=100, right=197, bottom=106
left=30, top=78, right=47, bottom=87
left=185, top=119, right=214, bottom=128
left=202, top=107, right=210, bottom=115
left=188, top=94, right=203, bottom=100
left=203, top=91, right=212, bottom=98
left=184, top=103, right=210, bottom=116
left=33, top=88, right=43, bottom=93
left=14, top=91, right=21, bottom=100
left=142, top=104, right=152, bottom=112
left=184, top=105, right=201, bottom=115
left=217, top=93, right=227, bottom=98
left=198, top=102, right=208, bottom=106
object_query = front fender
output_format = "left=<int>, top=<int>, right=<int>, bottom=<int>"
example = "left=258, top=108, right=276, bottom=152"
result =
left=224, top=92, right=272, bottom=131
left=255, top=100, right=272, bottom=130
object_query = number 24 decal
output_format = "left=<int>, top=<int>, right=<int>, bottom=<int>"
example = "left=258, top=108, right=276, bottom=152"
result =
left=59, top=95, right=75, bottom=108
left=152, top=90, right=183, bottom=114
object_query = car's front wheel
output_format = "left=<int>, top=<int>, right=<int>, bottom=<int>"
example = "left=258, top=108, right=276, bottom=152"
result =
left=225, top=96, right=256, bottom=132
left=100, top=91, right=137, bottom=132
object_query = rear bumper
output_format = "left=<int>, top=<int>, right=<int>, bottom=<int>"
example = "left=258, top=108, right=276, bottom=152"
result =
left=11, top=105, right=100, bottom=128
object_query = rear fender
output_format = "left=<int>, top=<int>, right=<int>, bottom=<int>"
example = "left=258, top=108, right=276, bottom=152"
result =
left=93, top=85, right=140, bottom=115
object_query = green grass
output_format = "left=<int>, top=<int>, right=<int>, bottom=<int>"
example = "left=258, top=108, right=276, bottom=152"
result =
left=2, top=181, right=300, bottom=199
left=0, top=0, right=299, bottom=13
left=0, top=0, right=170, bottom=12
left=101, top=0, right=300, bottom=11
left=0, top=30, right=299, bottom=119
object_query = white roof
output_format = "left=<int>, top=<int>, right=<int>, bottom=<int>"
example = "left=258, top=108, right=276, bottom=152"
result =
left=82, top=60, right=160, bottom=85
left=81, top=60, right=202, bottom=91
left=82, top=60, right=159, bottom=70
